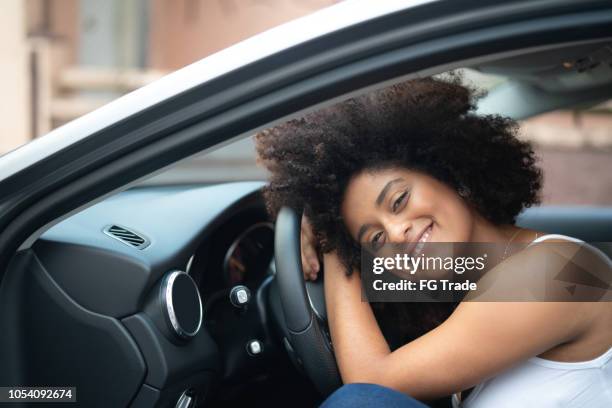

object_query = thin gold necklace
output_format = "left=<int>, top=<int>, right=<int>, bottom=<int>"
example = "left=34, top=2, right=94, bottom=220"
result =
left=502, top=229, right=540, bottom=260
left=502, top=229, right=522, bottom=260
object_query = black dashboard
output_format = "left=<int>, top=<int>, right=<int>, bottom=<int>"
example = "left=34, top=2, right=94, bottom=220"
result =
left=0, top=181, right=306, bottom=407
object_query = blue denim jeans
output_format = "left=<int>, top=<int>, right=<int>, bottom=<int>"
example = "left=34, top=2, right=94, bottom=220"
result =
left=320, top=383, right=430, bottom=408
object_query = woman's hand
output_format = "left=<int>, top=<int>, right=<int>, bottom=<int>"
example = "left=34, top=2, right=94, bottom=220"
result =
left=301, top=214, right=320, bottom=281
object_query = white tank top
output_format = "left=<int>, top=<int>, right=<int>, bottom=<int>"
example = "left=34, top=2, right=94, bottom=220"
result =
left=453, top=234, right=612, bottom=408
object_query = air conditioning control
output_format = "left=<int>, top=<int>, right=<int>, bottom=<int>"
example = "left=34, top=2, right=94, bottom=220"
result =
left=145, top=270, right=203, bottom=342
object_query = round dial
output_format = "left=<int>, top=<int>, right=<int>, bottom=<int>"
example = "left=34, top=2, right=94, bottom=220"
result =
left=161, top=271, right=203, bottom=339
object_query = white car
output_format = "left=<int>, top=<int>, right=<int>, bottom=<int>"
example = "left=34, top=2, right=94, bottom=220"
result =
left=0, top=1, right=611, bottom=407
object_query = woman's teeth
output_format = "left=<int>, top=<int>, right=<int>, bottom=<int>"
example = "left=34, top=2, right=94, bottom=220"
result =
left=413, top=225, right=432, bottom=256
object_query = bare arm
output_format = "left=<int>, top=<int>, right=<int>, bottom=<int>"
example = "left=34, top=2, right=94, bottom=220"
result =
left=323, top=250, right=590, bottom=400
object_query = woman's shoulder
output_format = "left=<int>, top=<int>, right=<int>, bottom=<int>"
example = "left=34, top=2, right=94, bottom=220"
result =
left=529, top=233, right=612, bottom=266
left=466, top=232, right=611, bottom=302
left=530, top=233, right=584, bottom=244
left=441, top=233, right=611, bottom=374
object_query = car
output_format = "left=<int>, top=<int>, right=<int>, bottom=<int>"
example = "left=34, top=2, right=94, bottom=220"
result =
left=1, top=0, right=611, bottom=407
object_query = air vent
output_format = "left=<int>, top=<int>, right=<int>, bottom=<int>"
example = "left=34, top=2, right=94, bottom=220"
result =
left=103, top=225, right=149, bottom=249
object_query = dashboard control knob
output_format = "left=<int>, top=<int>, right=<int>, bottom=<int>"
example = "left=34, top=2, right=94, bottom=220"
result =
left=229, top=285, right=251, bottom=308
left=246, top=339, right=263, bottom=356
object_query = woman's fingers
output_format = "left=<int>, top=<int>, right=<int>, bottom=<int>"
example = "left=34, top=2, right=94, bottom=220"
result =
left=301, top=230, right=319, bottom=280
left=301, top=214, right=320, bottom=280
left=302, top=237, right=319, bottom=280
left=301, top=252, right=314, bottom=280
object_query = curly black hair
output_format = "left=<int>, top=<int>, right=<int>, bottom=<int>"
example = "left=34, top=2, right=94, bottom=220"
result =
left=255, top=74, right=542, bottom=343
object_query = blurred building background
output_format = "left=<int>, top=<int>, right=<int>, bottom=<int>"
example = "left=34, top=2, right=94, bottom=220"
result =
left=1, top=0, right=338, bottom=144
left=1, top=0, right=611, bottom=205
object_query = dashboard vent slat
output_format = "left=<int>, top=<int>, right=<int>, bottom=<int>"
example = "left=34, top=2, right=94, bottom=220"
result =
left=104, top=225, right=149, bottom=249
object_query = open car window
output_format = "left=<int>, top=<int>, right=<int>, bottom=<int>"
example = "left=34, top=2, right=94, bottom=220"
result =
left=140, top=68, right=612, bottom=208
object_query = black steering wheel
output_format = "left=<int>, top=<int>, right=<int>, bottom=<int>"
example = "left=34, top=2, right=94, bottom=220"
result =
left=274, top=206, right=342, bottom=395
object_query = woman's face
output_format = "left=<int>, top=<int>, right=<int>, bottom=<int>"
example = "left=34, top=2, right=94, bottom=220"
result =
left=341, top=167, right=476, bottom=251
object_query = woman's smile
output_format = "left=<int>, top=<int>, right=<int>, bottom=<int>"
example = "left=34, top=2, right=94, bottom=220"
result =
left=412, top=222, right=433, bottom=257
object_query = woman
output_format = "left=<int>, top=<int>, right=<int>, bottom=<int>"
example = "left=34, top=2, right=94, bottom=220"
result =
left=254, top=75, right=612, bottom=407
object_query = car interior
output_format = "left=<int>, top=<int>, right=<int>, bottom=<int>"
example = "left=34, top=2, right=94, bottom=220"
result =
left=0, top=36, right=611, bottom=408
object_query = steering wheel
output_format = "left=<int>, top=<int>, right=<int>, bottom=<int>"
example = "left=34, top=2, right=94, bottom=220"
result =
left=274, top=206, right=342, bottom=395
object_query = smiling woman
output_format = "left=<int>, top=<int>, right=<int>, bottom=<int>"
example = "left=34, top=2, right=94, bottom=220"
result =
left=254, top=74, right=545, bottom=344
left=255, top=74, right=612, bottom=407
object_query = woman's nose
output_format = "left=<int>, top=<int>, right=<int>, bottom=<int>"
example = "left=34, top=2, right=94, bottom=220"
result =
left=386, top=220, right=411, bottom=243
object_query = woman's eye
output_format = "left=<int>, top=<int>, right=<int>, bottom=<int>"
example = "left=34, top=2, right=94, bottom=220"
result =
left=371, top=231, right=384, bottom=248
left=392, top=191, right=409, bottom=212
